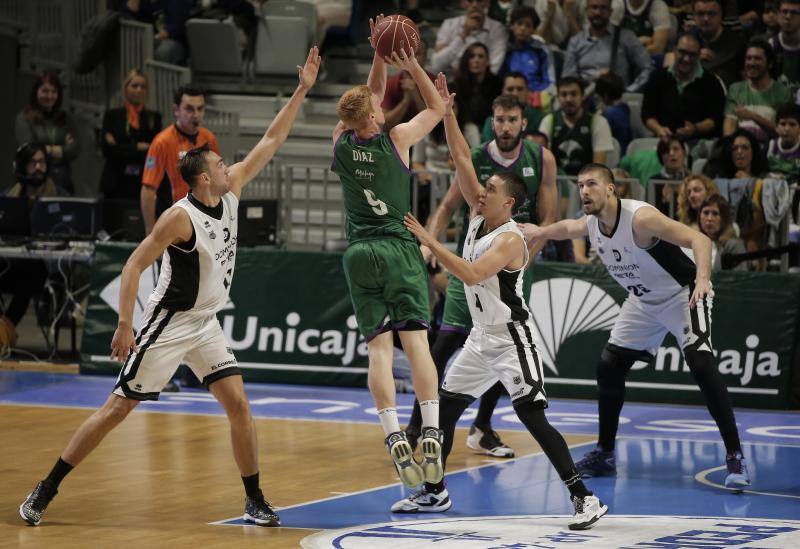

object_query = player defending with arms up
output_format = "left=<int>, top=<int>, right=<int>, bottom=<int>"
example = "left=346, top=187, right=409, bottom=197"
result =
left=520, top=163, right=750, bottom=490
left=397, top=80, right=607, bottom=530
left=331, top=16, right=446, bottom=487
left=19, top=48, right=322, bottom=528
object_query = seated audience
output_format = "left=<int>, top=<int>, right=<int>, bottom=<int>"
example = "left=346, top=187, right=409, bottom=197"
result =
left=677, top=173, right=719, bottom=229
left=693, top=0, right=745, bottom=87
left=698, top=194, right=748, bottom=270
left=767, top=102, right=800, bottom=181
left=717, top=128, right=770, bottom=178
left=618, top=0, right=673, bottom=55
left=101, top=69, right=163, bottom=200
left=529, top=0, right=570, bottom=47
left=538, top=76, right=614, bottom=174
left=381, top=40, right=436, bottom=130
left=754, top=2, right=781, bottom=41
left=432, top=0, right=508, bottom=74
left=14, top=71, right=79, bottom=194
left=769, top=1, right=800, bottom=89
left=723, top=39, right=792, bottom=146
left=297, top=0, right=353, bottom=48
left=501, top=6, right=557, bottom=108
left=655, top=136, right=690, bottom=215
left=595, top=71, right=632, bottom=153
left=480, top=72, right=544, bottom=141
left=562, top=0, right=653, bottom=92
left=642, top=31, right=726, bottom=141
left=454, top=42, right=504, bottom=145
left=153, top=0, right=195, bottom=65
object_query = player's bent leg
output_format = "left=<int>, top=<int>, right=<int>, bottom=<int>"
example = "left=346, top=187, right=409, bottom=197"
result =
left=20, top=394, right=140, bottom=526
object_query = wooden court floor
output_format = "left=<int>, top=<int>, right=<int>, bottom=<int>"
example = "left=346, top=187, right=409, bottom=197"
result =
left=1, top=404, right=593, bottom=548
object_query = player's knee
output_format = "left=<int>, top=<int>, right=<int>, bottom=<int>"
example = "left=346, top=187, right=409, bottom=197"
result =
left=226, top=395, right=252, bottom=421
left=103, top=396, right=138, bottom=423
left=596, top=346, right=634, bottom=397
left=684, top=348, right=714, bottom=372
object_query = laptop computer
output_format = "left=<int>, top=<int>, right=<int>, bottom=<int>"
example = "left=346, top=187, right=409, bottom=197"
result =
left=102, top=200, right=145, bottom=242
left=31, top=197, right=101, bottom=240
left=237, top=199, right=278, bottom=247
left=0, top=196, right=32, bottom=244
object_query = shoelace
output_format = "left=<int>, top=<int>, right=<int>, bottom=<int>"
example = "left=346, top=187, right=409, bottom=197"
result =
left=29, top=487, right=52, bottom=511
left=727, top=456, right=743, bottom=474
left=573, top=497, right=584, bottom=513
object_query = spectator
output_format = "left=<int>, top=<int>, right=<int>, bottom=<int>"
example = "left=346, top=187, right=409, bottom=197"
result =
left=754, top=2, right=781, bottom=41
left=454, top=42, right=504, bottom=146
left=297, top=0, right=352, bottom=48
left=767, top=102, right=800, bottom=181
left=501, top=6, right=557, bottom=107
left=113, top=0, right=157, bottom=23
left=538, top=76, right=615, bottom=174
left=719, top=128, right=769, bottom=178
left=14, top=71, right=79, bottom=194
left=769, top=1, right=800, bottom=89
left=153, top=0, right=195, bottom=65
left=0, top=144, right=57, bottom=352
left=698, top=194, right=748, bottom=270
left=642, top=31, right=726, bottom=141
left=480, top=72, right=544, bottom=141
left=411, top=121, right=452, bottom=224
left=431, top=0, right=509, bottom=75
left=723, top=40, right=792, bottom=146
left=677, top=173, right=719, bottom=228
left=562, top=0, right=653, bottom=92
left=528, top=0, right=570, bottom=47
left=140, top=84, right=219, bottom=235
left=618, top=0, right=673, bottom=55
left=693, top=0, right=744, bottom=86
left=381, top=40, right=436, bottom=130
left=655, top=136, right=690, bottom=215
left=595, top=71, right=632, bottom=153
left=101, top=69, right=163, bottom=200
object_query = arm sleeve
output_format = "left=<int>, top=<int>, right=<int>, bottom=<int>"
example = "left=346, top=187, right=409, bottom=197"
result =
left=141, top=139, right=165, bottom=189
left=625, top=33, right=654, bottom=92
left=430, top=19, right=463, bottom=73
left=487, top=21, right=508, bottom=74
left=61, top=113, right=80, bottom=162
left=538, top=114, right=553, bottom=141
left=209, top=132, right=220, bottom=154
left=561, top=36, right=579, bottom=79
left=14, top=112, right=33, bottom=145
left=101, top=110, right=140, bottom=162
left=650, top=0, right=673, bottom=31
left=592, top=114, right=614, bottom=153
left=640, top=70, right=660, bottom=123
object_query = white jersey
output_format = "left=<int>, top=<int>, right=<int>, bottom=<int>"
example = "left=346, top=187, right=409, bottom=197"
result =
left=149, top=192, right=239, bottom=315
left=462, top=215, right=530, bottom=326
left=587, top=199, right=695, bottom=304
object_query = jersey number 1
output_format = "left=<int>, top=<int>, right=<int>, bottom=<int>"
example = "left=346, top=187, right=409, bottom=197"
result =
left=363, top=189, right=388, bottom=216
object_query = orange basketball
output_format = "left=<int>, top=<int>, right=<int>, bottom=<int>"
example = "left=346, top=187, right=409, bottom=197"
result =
left=373, top=15, right=421, bottom=59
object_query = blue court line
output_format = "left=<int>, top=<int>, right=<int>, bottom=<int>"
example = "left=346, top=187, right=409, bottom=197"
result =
left=1, top=371, right=798, bottom=447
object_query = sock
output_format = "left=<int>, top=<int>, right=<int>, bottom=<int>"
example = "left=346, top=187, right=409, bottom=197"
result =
left=42, top=457, right=74, bottom=493
left=419, top=400, right=439, bottom=429
left=241, top=472, right=264, bottom=500
left=425, top=480, right=445, bottom=493
left=377, top=407, right=400, bottom=436
left=563, top=469, right=591, bottom=498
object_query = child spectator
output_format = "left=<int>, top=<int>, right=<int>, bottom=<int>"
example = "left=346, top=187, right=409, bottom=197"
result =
left=767, top=102, right=800, bottom=182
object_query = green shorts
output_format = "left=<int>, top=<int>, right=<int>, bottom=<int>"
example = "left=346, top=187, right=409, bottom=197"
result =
left=343, top=238, right=430, bottom=340
left=442, top=266, right=536, bottom=332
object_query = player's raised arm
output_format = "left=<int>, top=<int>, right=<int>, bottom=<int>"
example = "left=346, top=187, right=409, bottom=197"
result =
left=528, top=147, right=558, bottom=260
left=518, top=217, right=589, bottom=249
left=110, top=208, right=193, bottom=362
left=419, top=173, right=465, bottom=266
left=228, top=47, right=321, bottom=196
left=632, top=206, right=714, bottom=308
left=405, top=212, right=522, bottom=286
left=388, top=52, right=445, bottom=153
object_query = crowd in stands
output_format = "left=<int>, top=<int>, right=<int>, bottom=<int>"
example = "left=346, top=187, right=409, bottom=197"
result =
left=4, top=0, right=800, bottom=353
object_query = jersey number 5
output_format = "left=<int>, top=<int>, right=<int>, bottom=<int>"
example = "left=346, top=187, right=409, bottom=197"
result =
left=363, top=189, right=388, bottom=216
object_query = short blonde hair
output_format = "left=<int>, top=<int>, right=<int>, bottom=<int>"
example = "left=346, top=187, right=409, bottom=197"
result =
left=337, top=85, right=374, bottom=129
left=121, top=68, right=148, bottom=104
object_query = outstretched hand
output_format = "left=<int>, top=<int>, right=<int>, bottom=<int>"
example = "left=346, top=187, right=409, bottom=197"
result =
left=385, top=48, right=418, bottom=72
left=517, top=223, right=543, bottom=245
left=435, top=73, right=455, bottom=115
left=368, top=14, right=386, bottom=50
left=297, top=46, right=322, bottom=90
left=404, top=212, right=434, bottom=247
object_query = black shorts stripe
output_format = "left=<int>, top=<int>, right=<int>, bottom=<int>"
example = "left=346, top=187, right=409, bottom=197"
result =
left=521, top=322, right=546, bottom=395
left=115, top=309, right=176, bottom=395
left=116, top=306, right=162, bottom=384
left=507, top=322, right=541, bottom=394
left=685, top=285, right=712, bottom=352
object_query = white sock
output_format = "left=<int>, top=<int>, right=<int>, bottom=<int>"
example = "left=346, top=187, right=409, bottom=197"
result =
left=377, top=407, right=400, bottom=436
left=419, top=400, right=439, bottom=429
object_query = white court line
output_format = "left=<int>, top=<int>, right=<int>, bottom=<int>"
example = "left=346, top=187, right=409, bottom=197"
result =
left=694, top=465, right=800, bottom=500
left=207, top=439, right=598, bottom=526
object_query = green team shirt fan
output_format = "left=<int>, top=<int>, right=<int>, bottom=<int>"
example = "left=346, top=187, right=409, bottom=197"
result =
left=332, top=131, right=430, bottom=339
left=441, top=139, right=543, bottom=333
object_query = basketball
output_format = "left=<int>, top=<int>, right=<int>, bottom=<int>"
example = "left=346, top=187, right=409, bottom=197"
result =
left=373, top=15, right=421, bottom=59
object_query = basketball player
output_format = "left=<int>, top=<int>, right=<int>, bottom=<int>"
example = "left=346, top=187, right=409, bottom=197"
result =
left=394, top=80, right=607, bottom=531
left=404, top=93, right=557, bottom=459
left=19, top=48, right=322, bottom=527
left=519, top=163, right=751, bottom=490
left=331, top=16, right=445, bottom=488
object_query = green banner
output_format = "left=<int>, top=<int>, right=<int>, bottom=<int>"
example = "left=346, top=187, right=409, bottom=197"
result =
left=81, top=244, right=800, bottom=408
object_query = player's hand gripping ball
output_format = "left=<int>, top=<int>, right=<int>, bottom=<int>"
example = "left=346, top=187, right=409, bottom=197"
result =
left=372, top=14, right=421, bottom=59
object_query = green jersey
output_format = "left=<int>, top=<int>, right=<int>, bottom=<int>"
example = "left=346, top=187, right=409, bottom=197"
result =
left=332, top=131, right=413, bottom=243
left=456, top=140, right=544, bottom=254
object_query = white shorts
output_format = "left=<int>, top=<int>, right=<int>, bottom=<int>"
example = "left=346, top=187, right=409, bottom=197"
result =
left=441, top=321, right=548, bottom=408
left=608, top=287, right=713, bottom=356
left=114, top=304, right=241, bottom=401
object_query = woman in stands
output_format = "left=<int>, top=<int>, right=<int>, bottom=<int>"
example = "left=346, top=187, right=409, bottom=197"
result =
left=655, top=136, right=690, bottom=217
left=698, top=194, right=748, bottom=271
left=454, top=42, right=502, bottom=147
left=100, top=69, right=163, bottom=201
left=677, top=174, right=719, bottom=230
left=14, top=71, right=79, bottom=194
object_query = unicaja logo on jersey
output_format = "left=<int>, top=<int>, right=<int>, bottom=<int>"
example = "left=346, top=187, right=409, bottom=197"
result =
left=529, top=278, right=621, bottom=375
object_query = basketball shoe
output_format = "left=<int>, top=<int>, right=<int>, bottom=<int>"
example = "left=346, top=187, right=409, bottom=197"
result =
left=419, top=427, right=444, bottom=483
left=386, top=431, right=425, bottom=487
left=466, top=425, right=515, bottom=458
left=575, top=446, right=616, bottom=477
left=568, top=494, right=608, bottom=530
left=391, top=485, right=452, bottom=513
left=243, top=496, right=280, bottom=526
left=724, top=452, right=751, bottom=491
left=19, top=481, right=56, bottom=526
